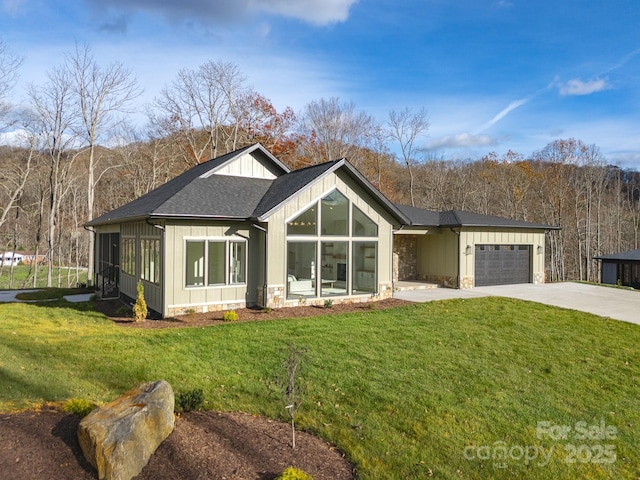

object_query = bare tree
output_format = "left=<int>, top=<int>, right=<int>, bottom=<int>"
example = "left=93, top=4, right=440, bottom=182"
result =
left=65, top=43, right=141, bottom=285
left=0, top=143, right=35, bottom=234
left=0, top=41, right=30, bottom=235
left=298, top=97, right=374, bottom=166
left=27, top=65, right=81, bottom=287
left=275, top=343, right=308, bottom=449
left=388, top=107, right=429, bottom=207
left=150, top=60, right=248, bottom=165
left=0, top=37, right=23, bottom=125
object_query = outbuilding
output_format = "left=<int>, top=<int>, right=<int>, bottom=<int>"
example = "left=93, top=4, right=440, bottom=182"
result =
left=594, top=249, right=640, bottom=289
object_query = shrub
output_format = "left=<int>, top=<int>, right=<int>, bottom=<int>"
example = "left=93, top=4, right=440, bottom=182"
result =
left=323, top=299, right=333, bottom=309
left=223, top=310, right=238, bottom=322
left=175, top=388, right=204, bottom=412
left=275, top=467, right=314, bottom=480
left=132, top=281, right=148, bottom=321
left=62, top=398, right=98, bottom=417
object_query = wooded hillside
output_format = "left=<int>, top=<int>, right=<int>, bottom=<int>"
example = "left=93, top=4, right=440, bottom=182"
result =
left=1, top=42, right=638, bottom=287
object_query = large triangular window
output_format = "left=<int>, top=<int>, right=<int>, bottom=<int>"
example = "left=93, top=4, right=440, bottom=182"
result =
left=287, top=205, right=317, bottom=235
left=352, top=206, right=378, bottom=237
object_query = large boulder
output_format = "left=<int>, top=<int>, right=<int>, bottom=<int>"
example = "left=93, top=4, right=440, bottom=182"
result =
left=77, top=380, right=175, bottom=480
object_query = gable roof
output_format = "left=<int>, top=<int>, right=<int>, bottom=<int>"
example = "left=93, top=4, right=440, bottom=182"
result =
left=87, top=144, right=287, bottom=226
left=396, top=204, right=559, bottom=230
left=594, top=249, right=640, bottom=261
left=254, top=159, right=409, bottom=224
left=87, top=145, right=408, bottom=227
left=87, top=143, right=557, bottom=231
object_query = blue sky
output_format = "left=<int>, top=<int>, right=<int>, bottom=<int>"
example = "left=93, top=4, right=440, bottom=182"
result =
left=1, top=0, right=639, bottom=168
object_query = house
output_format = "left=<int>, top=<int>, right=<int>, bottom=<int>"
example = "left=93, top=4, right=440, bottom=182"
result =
left=86, top=144, right=557, bottom=317
left=594, top=249, right=640, bottom=289
left=1, top=252, right=24, bottom=267
left=20, top=252, right=46, bottom=265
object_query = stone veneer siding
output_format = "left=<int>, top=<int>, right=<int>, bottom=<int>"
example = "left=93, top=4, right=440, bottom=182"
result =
left=167, top=300, right=246, bottom=317
left=257, top=285, right=286, bottom=309
left=259, top=282, right=392, bottom=309
left=393, top=235, right=418, bottom=281
left=460, top=276, right=473, bottom=289
left=417, top=273, right=459, bottom=288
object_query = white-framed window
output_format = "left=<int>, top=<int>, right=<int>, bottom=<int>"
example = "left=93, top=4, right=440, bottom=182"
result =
left=230, top=241, right=246, bottom=284
left=140, top=238, right=161, bottom=284
left=121, top=237, right=136, bottom=276
left=186, top=238, right=246, bottom=288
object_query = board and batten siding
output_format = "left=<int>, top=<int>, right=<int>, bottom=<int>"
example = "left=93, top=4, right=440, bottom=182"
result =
left=163, top=221, right=254, bottom=316
left=264, top=170, right=398, bottom=304
left=206, top=152, right=279, bottom=179
left=416, top=229, right=458, bottom=279
left=120, top=221, right=163, bottom=314
left=458, top=228, right=546, bottom=287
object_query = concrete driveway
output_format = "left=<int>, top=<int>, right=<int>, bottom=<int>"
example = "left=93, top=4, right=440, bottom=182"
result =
left=394, top=282, right=640, bottom=325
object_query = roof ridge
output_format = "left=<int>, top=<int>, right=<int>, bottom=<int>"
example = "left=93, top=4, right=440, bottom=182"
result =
left=290, top=158, right=344, bottom=173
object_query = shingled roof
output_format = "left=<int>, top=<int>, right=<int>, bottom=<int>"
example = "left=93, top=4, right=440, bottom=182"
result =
left=594, top=249, right=640, bottom=261
left=87, top=143, right=557, bottom=230
left=396, top=204, right=559, bottom=230
left=254, top=159, right=409, bottom=223
left=87, top=144, right=289, bottom=226
left=87, top=145, right=409, bottom=227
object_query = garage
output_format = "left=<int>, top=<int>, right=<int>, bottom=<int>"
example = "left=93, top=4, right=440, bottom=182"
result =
left=474, top=244, right=531, bottom=286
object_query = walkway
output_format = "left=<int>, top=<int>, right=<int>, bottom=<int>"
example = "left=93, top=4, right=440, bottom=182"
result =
left=0, top=290, right=93, bottom=303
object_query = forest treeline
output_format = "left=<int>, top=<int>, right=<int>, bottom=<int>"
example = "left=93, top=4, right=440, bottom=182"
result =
left=1, top=41, right=639, bottom=287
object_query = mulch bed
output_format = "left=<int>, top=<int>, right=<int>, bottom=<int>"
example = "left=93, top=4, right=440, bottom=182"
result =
left=2, top=298, right=412, bottom=479
left=0, top=407, right=355, bottom=479
left=94, top=297, right=412, bottom=328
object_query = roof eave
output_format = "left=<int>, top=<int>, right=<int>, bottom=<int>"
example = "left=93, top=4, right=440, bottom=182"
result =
left=337, top=160, right=411, bottom=225
left=86, top=212, right=252, bottom=227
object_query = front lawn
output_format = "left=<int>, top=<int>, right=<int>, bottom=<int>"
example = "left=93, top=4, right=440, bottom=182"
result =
left=0, top=265, right=88, bottom=289
left=0, top=297, right=638, bottom=479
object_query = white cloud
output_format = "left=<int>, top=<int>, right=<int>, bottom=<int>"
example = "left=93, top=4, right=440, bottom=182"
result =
left=558, top=77, right=610, bottom=96
left=0, top=128, right=30, bottom=147
left=478, top=97, right=530, bottom=132
left=427, top=132, right=496, bottom=150
left=258, top=0, right=357, bottom=24
left=86, top=0, right=358, bottom=26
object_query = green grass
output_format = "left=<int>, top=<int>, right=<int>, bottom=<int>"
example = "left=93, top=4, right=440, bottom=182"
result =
left=1, top=297, right=639, bottom=479
left=13, top=287, right=95, bottom=301
left=0, top=265, right=88, bottom=290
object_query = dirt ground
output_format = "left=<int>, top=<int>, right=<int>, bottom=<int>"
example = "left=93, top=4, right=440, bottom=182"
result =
left=0, top=408, right=355, bottom=479
left=1, top=298, right=411, bottom=479
left=98, top=297, right=411, bottom=328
